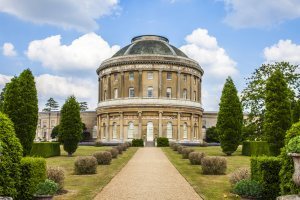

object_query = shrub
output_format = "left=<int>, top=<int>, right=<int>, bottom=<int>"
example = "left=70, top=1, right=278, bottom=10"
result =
left=157, top=137, right=169, bottom=147
left=169, top=142, right=175, bottom=149
left=34, top=179, right=58, bottom=196
left=74, top=156, right=97, bottom=175
left=177, top=146, right=186, bottom=154
left=189, top=152, right=205, bottom=165
left=115, top=145, right=123, bottom=154
left=30, top=142, right=61, bottom=158
left=199, top=141, right=208, bottom=147
left=201, top=156, right=227, bottom=175
left=132, top=139, right=144, bottom=147
left=205, top=126, right=219, bottom=143
left=93, top=151, right=112, bottom=165
left=251, top=156, right=281, bottom=199
left=0, top=112, right=23, bottom=199
left=95, top=141, right=103, bottom=147
left=125, top=141, right=131, bottom=147
left=182, top=148, right=194, bottom=159
left=229, top=168, right=251, bottom=185
left=172, top=144, right=180, bottom=151
left=47, top=166, right=65, bottom=190
left=233, top=179, right=263, bottom=198
left=242, top=141, right=270, bottom=156
left=287, top=135, right=300, bottom=153
left=19, top=157, right=47, bottom=200
left=108, top=148, right=119, bottom=159
left=121, top=143, right=127, bottom=151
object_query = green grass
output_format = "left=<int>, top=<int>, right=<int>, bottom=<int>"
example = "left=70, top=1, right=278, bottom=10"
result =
left=46, top=145, right=138, bottom=200
left=162, top=146, right=250, bottom=200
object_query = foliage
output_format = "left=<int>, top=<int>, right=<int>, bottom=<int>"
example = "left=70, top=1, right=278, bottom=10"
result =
left=201, top=156, right=227, bottom=175
left=157, top=137, right=169, bottom=147
left=95, top=141, right=103, bottom=147
left=229, top=168, right=251, bottom=185
left=216, top=77, right=243, bottom=155
left=47, top=166, right=65, bottom=190
left=60, top=96, right=82, bottom=156
left=177, top=146, right=186, bottom=154
left=43, top=97, right=59, bottom=112
left=182, top=148, right=194, bottom=159
left=233, top=179, right=263, bottom=198
left=0, top=112, right=23, bottom=198
left=120, top=143, right=128, bottom=151
left=242, top=141, right=270, bottom=156
left=35, top=179, right=58, bottom=196
left=279, top=121, right=300, bottom=195
left=251, top=156, right=281, bottom=199
left=0, top=85, right=5, bottom=112
left=114, top=146, right=123, bottom=154
left=205, top=126, right=219, bottom=143
left=108, top=148, right=119, bottom=158
left=241, top=122, right=257, bottom=141
left=287, top=135, right=300, bottom=153
left=79, top=101, right=88, bottom=111
left=188, top=152, right=206, bottom=165
left=74, top=156, right=97, bottom=175
left=51, top=125, right=60, bottom=139
left=241, top=62, right=299, bottom=139
left=264, top=70, right=291, bottom=156
left=93, top=151, right=112, bottom=165
left=291, top=99, right=300, bottom=123
left=30, top=142, right=61, bottom=158
left=171, top=143, right=181, bottom=151
left=19, top=157, right=47, bottom=200
left=132, top=139, right=144, bottom=147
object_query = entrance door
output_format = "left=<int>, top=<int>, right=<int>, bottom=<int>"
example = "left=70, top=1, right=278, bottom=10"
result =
left=147, top=122, right=154, bottom=141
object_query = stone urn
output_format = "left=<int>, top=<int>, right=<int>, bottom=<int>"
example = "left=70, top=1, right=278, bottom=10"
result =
left=288, top=153, right=300, bottom=186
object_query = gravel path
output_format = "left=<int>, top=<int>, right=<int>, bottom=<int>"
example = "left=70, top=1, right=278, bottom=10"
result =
left=94, top=147, right=202, bottom=200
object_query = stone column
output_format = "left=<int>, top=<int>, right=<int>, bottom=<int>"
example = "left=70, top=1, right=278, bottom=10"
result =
left=190, top=74, right=193, bottom=100
left=138, top=111, right=142, bottom=139
left=98, top=76, right=101, bottom=103
left=121, top=72, right=124, bottom=98
left=97, top=115, right=101, bottom=140
left=139, top=70, right=143, bottom=98
left=107, top=74, right=111, bottom=100
left=177, top=72, right=181, bottom=99
left=159, top=111, right=163, bottom=137
left=177, top=112, right=181, bottom=141
left=106, top=114, right=110, bottom=141
left=120, top=112, right=123, bottom=141
left=191, top=114, right=194, bottom=140
left=159, top=70, right=162, bottom=98
left=199, top=78, right=202, bottom=103
left=198, top=114, right=202, bottom=141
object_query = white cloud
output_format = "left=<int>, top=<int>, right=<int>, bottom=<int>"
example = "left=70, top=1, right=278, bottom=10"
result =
left=264, top=40, right=300, bottom=64
left=0, top=74, right=12, bottom=91
left=26, top=32, right=120, bottom=71
left=180, top=28, right=238, bottom=111
left=223, top=0, right=300, bottom=28
left=2, top=42, right=17, bottom=57
left=0, top=0, right=119, bottom=32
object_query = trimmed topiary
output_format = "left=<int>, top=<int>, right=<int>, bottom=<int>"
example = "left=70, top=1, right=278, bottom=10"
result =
left=233, top=179, right=263, bottom=199
left=157, top=137, right=169, bottom=147
left=115, top=145, right=123, bottom=154
left=74, top=156, right=97, bottom=175
left=47, top=166, right=65, bottom=190
left=121, top=143, right=127, bottom=151
left=177, top=146, right=186, bottom=154
left=172, top=144, right=180, bottom=151
left=30, top=142, right=61, bottom=158
left=287, top=135, right=300, bottom=153
left=189, top=152, right=205, bottom=165
left=182, top=148, right=194, bottom=159
left=108, top=148, right=119, bottom=159
left=0, top=112, right=23, bottom=199
left=201, top=156, right=227, bottom=175
left=229, top=168, right=251, bottom=185
left=242, top=141, right=270, bottom=156
left=132, top=139, right=144, bottom=147
left=93, top=151, right=112, bottom=165
left=34, top=179, right=58, bottom=196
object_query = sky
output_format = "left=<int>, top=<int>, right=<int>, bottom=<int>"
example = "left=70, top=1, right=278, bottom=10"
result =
left=0, top=0, right=300, bottom=111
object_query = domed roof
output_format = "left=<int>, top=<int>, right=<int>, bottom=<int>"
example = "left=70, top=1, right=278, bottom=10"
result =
left=112, top=35, right=188, bottom=58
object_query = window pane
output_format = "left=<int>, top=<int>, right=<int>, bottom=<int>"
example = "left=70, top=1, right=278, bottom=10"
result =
left=167, top=72, right=172, bottom=80
left=129, top=88, right=135, bottom=97
left=166, top=87, right=172, bottom=98
left=129, top=72, right=134, bottom=80
left=147, top=72, right=153, bottom=80
left=167, top=122, right=172, bottom=139
left=114, top=88, right=118, bottom=99
left=148, top=87, right=153, bottom=97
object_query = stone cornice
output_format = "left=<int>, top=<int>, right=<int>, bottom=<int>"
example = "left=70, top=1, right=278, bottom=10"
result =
left=96, top=54, right=204, bottom=75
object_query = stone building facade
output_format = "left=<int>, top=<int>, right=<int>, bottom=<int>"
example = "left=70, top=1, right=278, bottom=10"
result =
left=96, top=35, right=204, bottom=143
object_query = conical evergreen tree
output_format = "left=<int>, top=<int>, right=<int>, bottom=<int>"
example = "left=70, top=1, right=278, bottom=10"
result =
left=60, top=96, right=82, bottom=156
left=216, top=77, right=243, bottom=155
left=264, top=70, right=291, bottom=156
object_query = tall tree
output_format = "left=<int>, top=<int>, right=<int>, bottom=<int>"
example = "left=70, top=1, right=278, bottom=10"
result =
left=241, top=62, right=299, bottom=139
left=0, top=85, right=6, bottom=112
left=216, top=77, right=243, bottom=155
left=60, top=96, right=82, bottom=156
left=43, top=97, right=59, bottom=112
left=79, top=102, right=88, bottom=111
left=291, top=99, right=300, bottom=123
left=264, top=70, right=291, bottom=156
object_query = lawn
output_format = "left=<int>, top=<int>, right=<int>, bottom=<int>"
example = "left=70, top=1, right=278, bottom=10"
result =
left=46, top=145, right=138, bottom=200
left=162, top=146, right=250, bottom=200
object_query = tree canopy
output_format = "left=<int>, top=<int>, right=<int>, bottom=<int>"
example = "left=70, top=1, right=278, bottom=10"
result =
left=43, top=97, right=59, bottom=112
left=79, top=102, right=88, bottom=111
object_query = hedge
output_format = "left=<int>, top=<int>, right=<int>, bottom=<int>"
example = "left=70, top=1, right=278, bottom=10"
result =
left=251, top=156, right=281, bottom=200
left=30, top=142, right=61, bottom=158
left=157, top=137, right=169, bottom=147
left=242, top=141, right=270, bottom=156
left=18, top=157, right=47, bottom=200
left=132, top=139, right=144, bottom=147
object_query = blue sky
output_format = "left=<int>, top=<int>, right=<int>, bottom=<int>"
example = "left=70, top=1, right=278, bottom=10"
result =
left=1, top=0, right=300, bottom=111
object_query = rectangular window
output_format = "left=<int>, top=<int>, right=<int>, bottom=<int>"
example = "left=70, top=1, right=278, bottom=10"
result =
left=194, top=76, right=197, bottom=85
left=147, top=87, right=153, bottom=97
left=147, top=72, right=153, bottom=80
left=183, top=74, right=187, bottom=82
left=166, top=87, right=172, bottom=98
left=129, top=72, right=134, bottom=80
left=129, top=88, right=135, bottom=98
left=114, top=88, right=118, bottom=99
left=167, top=72, right=172, bottom=80
left=114, top=73, right=118, bottom=81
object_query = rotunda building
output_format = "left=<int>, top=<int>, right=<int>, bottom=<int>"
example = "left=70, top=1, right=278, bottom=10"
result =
left=96, top=35, right=204, bottom=144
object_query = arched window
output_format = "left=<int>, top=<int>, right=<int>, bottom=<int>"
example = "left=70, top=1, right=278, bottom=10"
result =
left=114, top=88, right=118, bottom=99
left=128, top=122, right=134, bottom=138
left=183, top=89, right=187, bottom=100
left=113, top=122, right=117, bottom=139
left=183, top=123, right=188, bottom=139
left=167, top=122, right=173, bottom=139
